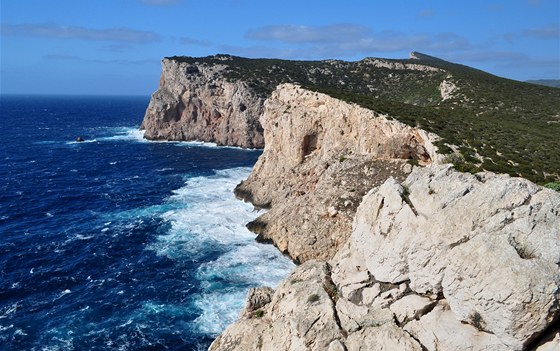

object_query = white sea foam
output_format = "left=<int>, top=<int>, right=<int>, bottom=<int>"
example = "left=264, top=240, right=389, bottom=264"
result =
left=66, top=139, right=98, bottom=145
left=0, top=324, right=14, bottom=332
left=147, top=167, right=295, bottom=335
left=0, top=303, right=19, bottom=319
left=99, top=128, right=146, bottom=142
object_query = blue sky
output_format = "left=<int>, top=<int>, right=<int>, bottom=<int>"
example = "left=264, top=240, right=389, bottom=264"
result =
left=1, top=0, right=559, bottom=95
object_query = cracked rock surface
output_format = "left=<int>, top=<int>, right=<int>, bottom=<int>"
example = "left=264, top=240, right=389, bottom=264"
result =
left=211, top=165, right=560, bottom=351
left=235, top=84, right=441, bottom=262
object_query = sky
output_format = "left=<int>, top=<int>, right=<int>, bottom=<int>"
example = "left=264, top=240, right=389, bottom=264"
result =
left=1, top=0, right=559, bottom=95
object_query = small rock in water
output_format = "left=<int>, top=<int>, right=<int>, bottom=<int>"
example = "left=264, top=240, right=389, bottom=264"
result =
left=76, top=136, right=84, bottom=142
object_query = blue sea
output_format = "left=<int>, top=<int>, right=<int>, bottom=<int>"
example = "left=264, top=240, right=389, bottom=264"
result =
left=0, top=95, right=294, bottom=350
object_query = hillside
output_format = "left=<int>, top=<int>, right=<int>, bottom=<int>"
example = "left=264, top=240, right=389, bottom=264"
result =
left=164, top=53, right=560, bottom=184
left=527, top=79, right=560, bottom=88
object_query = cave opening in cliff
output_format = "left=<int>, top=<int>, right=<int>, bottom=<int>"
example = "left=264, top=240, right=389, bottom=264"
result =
left=302, top=133, right=319, bottom=158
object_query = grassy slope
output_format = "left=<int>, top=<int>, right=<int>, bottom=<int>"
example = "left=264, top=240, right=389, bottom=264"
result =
left=167, top=54, right=560, bottom=184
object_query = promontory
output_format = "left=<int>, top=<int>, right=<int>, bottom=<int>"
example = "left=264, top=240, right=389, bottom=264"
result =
left=141, top=53, right=560, bottom=351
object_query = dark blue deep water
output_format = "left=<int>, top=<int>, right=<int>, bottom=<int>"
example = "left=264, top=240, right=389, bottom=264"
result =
left=0, top=96, right=293, bottom=350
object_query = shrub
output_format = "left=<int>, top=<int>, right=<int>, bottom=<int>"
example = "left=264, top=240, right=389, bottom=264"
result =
left=544, top=181, right=560, bottom=191
left=307, top=294, right=320, bottom=303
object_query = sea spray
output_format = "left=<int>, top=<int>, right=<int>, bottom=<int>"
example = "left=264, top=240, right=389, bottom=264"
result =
left=0, top=95, right=294, bottom=350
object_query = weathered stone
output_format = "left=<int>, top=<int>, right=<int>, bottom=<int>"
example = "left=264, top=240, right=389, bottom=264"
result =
left=351, top=165, right=560, bottom=349
left=327, top=339, right=347, bottom=351
left=345, top=322, right=424, bottom=351
left=442, top=232, right=560, bottom=350
left=336, top=298, right=394, bottom=333
left=209, top=261, right=344, bottom=351
left=141, top=59, right=264, bottom=148
left=242, top=286, right=274, bottom=317
left=236, top=84, right=441, bottom=262
left=361, top=284, right=382, bottom=306
left=389, top=294, right=436, bottom=324
left=536, top=333, right=560, bottom=351
left=404, top=301, right=511, bottom=351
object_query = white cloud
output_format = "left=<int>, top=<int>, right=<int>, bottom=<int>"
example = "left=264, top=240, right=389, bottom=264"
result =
left=179, top=36, right=213, bottom=46
left=523, top=25, right=560, bottom=39
left=244, top=24, right=473, bottom=57
left=246, top=24, right=372, bottom=44
left=1, top=23, right=162, bottom=43
left=43, top=54, right=160, bottom=65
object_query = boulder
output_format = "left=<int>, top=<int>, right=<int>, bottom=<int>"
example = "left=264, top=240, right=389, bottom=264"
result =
left=404, top=301, right=511, bottom=351
left=351, top=165, right=560, bottom=349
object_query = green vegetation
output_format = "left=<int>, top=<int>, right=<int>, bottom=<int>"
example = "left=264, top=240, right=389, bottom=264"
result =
left=167, top=54, right=560, bottom=184
left=544, top=181, right=560, bottom=192
left=307, top=294, right=320, bottom=303
left=526, top=80, right=560, bottom=88
left=255, top=309, right=264, bottom=318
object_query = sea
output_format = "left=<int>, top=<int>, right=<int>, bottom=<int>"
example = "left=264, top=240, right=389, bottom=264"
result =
left=0, top=95, right=294, bottom=350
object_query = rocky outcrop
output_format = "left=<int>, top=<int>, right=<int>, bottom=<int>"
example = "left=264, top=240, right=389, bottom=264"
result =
left=361, top=57, right=443, bottom=72
left=140, top=58, right=264, bottom=148
left=235, top=84, right=441, bottom=262
left=212, top=165, right=560, bottom=351
left=141, top=54, right=559, bottom=351
left=349, top=165, right=560, bottom=350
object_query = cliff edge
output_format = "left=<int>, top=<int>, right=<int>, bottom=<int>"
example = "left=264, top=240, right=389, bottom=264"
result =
left=141, top=58, right=264, bottom=148
left=140, top=54, right=560, bottom=350
left=212, top=164, right=560, bottom=351
left=210, top=84, right=559, bottom=351
left=235, top=84, right=441, bottom=262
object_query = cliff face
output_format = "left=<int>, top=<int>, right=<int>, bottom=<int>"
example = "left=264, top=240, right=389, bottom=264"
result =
left=209, top=83, right=559, bottom=351
left=212, top=165, right=560, bottom=351
left=140, top=58, right=264, bottom=148
left=140, top=54, right=559, bottom=350
left=235, top=84, right=441, bottom=262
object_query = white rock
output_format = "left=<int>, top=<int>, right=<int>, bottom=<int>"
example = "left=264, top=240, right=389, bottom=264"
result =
left=345, top=322, right=424, bottom=351
left=361, top=284, right=381, bottom=306
left=442, top=232, right=560, bottom=350
left=536, top=333, right=560, bottom=351
left=389, top=294, right=435, bottom=324
left=242, top=286, right=274, bottom=316
left=210, top=261, right=344, bottom=351
left=327, top=206, right=338, bottom=217
left=327, top=339, right=346, bottom=351
left=350, top=165, right=560, bottom=349
left=404, top=301, right=510, bottom=351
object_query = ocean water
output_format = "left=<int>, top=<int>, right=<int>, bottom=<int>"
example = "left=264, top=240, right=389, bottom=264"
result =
left=0, top=95, right=294, bottom=350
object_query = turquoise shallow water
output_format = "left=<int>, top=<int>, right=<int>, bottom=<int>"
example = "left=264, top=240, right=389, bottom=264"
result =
left=0, top=95, right=294, bottom=350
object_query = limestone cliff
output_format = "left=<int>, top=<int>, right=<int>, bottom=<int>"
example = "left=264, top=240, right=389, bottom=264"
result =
left=209, top=83, right=559, bottom=351
left=211, top=165, right=560, bottom=351
left=235, top=84, right=441, bottom=262
left=140, top=58, right=264, bottom=148
left=139, top=55, right=559, bottom=350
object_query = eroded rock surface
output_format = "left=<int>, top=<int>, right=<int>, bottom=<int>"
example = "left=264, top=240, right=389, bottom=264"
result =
left=141, top=58, right=264, bottom=147
left=213, top=165, right=560, bottom=351
left=209, top=261, right=345, bottom=351
left=235, top=84, right=441, bottom=262
left=350, top=165, right=560, bottom=350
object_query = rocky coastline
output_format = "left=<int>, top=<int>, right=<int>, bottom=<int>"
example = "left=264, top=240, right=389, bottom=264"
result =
left=141, top=58, right=264, bottom=148
left=141, top=57, right=560, bottom=351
